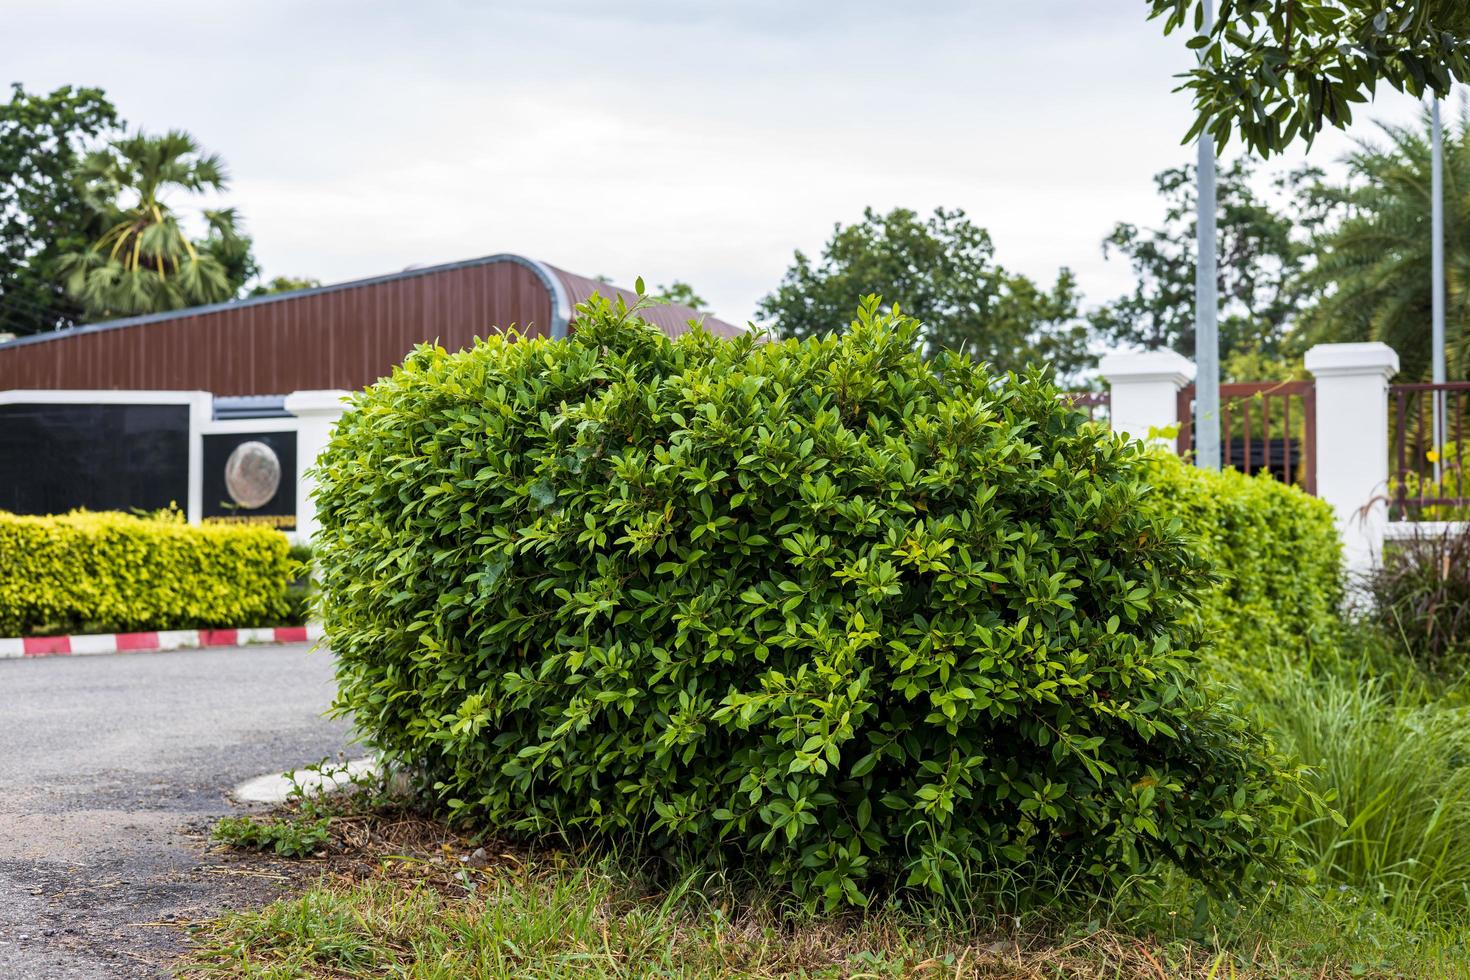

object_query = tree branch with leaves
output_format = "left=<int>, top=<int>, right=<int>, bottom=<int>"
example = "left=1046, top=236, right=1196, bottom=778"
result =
left=1152, top=0, right=1470, bottom=155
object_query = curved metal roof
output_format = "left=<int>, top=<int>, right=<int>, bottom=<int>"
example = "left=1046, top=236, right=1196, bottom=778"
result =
left=0, top=252, right=742, bottom=353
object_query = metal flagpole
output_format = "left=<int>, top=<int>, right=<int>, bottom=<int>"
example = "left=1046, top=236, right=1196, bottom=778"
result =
left=1432, top=98, right=1446, bottom=483
left=1194, top=0, right=1221, bottom=470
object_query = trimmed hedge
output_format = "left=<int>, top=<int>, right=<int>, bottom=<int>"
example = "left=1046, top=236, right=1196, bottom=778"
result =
left=316, top=296, right=1291, bottom=908
left=0, top=510, right=294, bottom=636
left=1144, top=457, right=1342, bottom=662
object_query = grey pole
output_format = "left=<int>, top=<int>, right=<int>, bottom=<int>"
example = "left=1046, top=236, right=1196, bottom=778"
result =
left=1194, top=0, right=1221, bottom=470
left=1432, top=98, right=1446, bottom=482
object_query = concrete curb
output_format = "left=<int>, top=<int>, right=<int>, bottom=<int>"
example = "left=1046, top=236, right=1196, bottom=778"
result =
left=233, top=757, right=380, bottom=804
left=0, top=624, right=323, bottom=659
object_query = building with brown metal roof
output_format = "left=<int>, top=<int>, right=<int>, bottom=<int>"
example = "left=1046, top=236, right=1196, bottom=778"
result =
left=0, top=253, right=743, bottom=396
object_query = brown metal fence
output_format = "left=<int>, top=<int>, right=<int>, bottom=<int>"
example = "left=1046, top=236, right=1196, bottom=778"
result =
left=1175, top=381, right=1317, bottom=494
left=1390, top=382, right=1470, bottom=518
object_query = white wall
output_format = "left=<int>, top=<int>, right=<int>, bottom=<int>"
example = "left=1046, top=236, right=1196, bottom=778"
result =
left=1097, top=350, right=1192, bottom=447
left=283, top=390, right=351, bottom=544
left=1304, top=343, right=1399, bottom=577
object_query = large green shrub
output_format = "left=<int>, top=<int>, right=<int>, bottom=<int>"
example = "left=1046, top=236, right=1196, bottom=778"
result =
left=316, top=295, right=1291, bottom=908
left=1144, top=457, right=1341, bottom=662
left=0, top=510, right=294, bottom=636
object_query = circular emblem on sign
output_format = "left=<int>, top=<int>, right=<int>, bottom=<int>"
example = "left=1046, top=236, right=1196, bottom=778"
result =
left=224, top=441, right=282, bottom=510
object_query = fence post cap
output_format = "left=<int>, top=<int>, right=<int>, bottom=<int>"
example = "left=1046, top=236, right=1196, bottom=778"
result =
left=284, top=390, right=353, bottom=417
left=1097, top=349, right=1195, bottom=388
left=1303, top=342, right=1399, bottom=379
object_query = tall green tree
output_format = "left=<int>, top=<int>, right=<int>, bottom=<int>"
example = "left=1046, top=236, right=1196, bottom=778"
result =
left=247, top=275, right=322, bottom=297
left=656, top=280, right=707, bottom=311
left=0, top=84, right=119, bottom=336
left=1151, top=0, right=1470, bottom=156
left=1091, top=157, right=1331, bottom=364
left=1294, top=111, right=1470, bottom=380
left=758, top=207, right=1092, bottom=379
left=58, top=130, right=257, bottom=319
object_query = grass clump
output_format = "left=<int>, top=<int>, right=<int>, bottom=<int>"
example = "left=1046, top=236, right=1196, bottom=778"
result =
left=212, top=814, right=331, bottom=859
left=178, top=837, right=1470, bottom=979
left=1218, top=640, right=1470, bottom=936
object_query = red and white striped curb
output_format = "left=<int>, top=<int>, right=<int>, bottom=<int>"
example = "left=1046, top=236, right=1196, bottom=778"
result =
left=0, top=624, right=323, bottom=659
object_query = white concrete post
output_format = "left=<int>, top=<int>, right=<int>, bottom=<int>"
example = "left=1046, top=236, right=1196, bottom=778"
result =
left=284, top=390, right=351, bottom=543
left=1304, top=342, right=1399, bottom=576
left=1098, top=350, right=1195, bottom=447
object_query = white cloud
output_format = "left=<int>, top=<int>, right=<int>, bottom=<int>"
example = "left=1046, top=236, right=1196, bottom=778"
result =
left=4, top=0, right=1430, bottom=326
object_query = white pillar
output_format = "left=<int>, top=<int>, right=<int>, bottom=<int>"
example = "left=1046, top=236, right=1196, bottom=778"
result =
left=284, top=390, right=351, bottom=543
left=1098, top=350, right=1195, bottom=446
left=1304, top=343, right=1399, bottom=576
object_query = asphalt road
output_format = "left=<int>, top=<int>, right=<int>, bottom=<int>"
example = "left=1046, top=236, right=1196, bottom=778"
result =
left=0, top=644, right=354, bottom=979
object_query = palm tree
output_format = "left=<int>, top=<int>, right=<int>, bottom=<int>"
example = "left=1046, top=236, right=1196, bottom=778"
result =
left=1294, top=110, right=1470, bottom=380
left=58, top=130, right=255, bottom=319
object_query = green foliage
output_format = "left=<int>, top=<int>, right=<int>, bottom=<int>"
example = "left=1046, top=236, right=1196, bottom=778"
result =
left=1365, top=525, right=1470, bottom=670
left=57, top=129, right=258, bottom=319
left=1231, top=652, right=1470, bottom=931
left=213, top=814, right=331, bottom=858
left=285, top=544, right=317, bottom=626
left=0, top=83, right=120, bottom=336
left=1295, top=111, right=1470, bottom=381
left=1143, top=456, right=1342, bottom=664
left=1219, top=345, right=1307, bottom=383
left=1150, top=0, right=1470, bottom=156
left=1392, top=436, right=1470, bottom=520
left=758, top=207, right=1093, bottom=381
left=247, top=275, right=323, bottom=297
left=1091, top=158, right=1330, bottom=365
left=655, top=280, right=707, bottom=312
left=316, top=293, right=1292, bottom=910
left=0, top=510, right=294, bottom=636
left=282, top=757, right=409, bottom=821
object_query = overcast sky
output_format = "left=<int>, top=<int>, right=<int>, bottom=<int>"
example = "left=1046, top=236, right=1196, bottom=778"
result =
left=7, top=1, right=1430, bottom=327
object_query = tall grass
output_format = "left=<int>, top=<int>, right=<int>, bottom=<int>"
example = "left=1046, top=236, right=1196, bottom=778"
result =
left=1237, top=654, right=1470, bottom=928
left=183, top=854, right=1448, bottom=979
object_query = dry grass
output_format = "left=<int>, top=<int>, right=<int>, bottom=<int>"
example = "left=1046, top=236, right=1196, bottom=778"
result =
left=177, top=798, right=1462, bottom=979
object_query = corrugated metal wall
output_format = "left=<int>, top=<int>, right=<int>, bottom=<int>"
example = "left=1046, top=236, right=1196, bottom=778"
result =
left=0, top=258, right=555, bottom=396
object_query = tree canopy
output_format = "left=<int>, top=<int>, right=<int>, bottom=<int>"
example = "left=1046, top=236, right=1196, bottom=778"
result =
left=1090, top=157, right=1332, bottom=368
left=248, top=275, right=322, bottom=297
left=1, top=86, right=316, bottom=328
left=0, top=84, right=119, bottom=336
left=757, top=207, right=1092, bottom=380
left=1152, top=0, right=1470, bottom=156
left=656, top=280, right=707, bottom=311
left=56, top=130, right=259, bottom=319
left=1295, top=110, right=1470, bottom=379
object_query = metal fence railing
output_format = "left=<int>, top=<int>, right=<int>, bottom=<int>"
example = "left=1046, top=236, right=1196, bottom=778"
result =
left=1390, top=382, right=1470, bottom=519
left=1175, top=381, right=1317, bottom=494
left=1064, top=381, right=1318, bottom=495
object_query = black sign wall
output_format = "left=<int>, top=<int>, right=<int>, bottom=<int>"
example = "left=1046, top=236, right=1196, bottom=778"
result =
left=0, top=403, right=190, bottom=515
left=201, top=431, right=298, bottom=531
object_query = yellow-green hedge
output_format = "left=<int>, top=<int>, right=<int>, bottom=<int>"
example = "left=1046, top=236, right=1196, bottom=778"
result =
left=0, top=511, right=294, bottom=636
left=1144, top=456, right=1343, bottom=661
